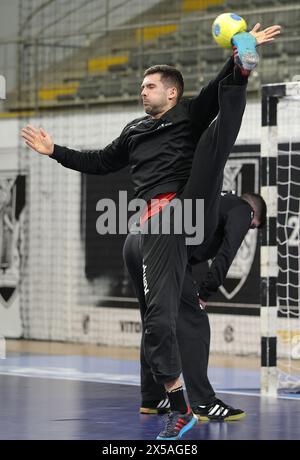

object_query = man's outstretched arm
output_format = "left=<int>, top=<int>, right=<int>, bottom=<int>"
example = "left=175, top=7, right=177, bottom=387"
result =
left=21, top=124, right=129, bottom=175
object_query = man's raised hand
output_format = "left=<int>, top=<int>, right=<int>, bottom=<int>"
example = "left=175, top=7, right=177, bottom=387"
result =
left=250, top=23, right=281, bottom=46
left=21, top=125, right=54, bottom=155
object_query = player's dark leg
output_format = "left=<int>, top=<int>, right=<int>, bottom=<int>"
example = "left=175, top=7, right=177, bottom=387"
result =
left=180, top=70, right=248, bottom=247
left=139, top=220, right=199, bottom=440
left=177, top=264, right=215, bottom=406
left=123, top=232, right=169, bottom=414
left=138, top=208, right=198, bottom=440
left=180, top=266, right=245, bottom=422
left=124, top=232, right=215, bottom=413
left=125, top=215, right=199, bottom=441
left=124, top=233, right=246, bottom=421
left=140, top=220, right=187, bottom=387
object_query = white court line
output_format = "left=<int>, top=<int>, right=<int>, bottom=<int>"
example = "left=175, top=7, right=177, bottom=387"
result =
left=214, top=389, right=300, bottom=401
left=0, top=368, right=299, bottom=401
left=0, top=367, right=140, bottom=386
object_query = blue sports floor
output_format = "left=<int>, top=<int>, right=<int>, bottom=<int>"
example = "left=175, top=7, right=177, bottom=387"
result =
left=0, top=351, right=299, bottom=440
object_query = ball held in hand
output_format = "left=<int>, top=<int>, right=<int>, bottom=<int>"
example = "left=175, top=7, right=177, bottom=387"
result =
left=212, top=13, right=247, bottom=48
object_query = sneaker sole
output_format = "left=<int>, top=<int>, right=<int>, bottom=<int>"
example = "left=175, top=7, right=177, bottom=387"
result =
left=196, top=412, right=246, bottom=422
left=235, top=55, right=258, bottom=72
left=140, top=407, right=170, bottom=415
left=156, top=414, right=198, bottom=440
left=232, top=32, right=259, bottom=71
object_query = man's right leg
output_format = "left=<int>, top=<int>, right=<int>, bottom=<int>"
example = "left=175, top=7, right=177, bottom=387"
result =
left=123, top=232, right=169, bottom=414
left=140, top=214, right=198, bottom=440
left=141, top=226, right=187, bottom=387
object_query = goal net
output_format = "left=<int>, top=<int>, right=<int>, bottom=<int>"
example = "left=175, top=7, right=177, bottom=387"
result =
left=277, top=91, right=300, bottom=391
left=261, top=81, right=300, bottom=393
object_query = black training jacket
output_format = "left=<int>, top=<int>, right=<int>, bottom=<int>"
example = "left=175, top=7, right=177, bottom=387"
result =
left=50, top=58, right=234, bottom=202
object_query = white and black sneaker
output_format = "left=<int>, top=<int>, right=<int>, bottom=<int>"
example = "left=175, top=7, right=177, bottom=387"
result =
left=192, top=398, right=246, bottom=421
left=140, top=397, right=170, bottom=415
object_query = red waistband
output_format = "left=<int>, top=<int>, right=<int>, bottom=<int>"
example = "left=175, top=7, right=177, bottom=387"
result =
left=140, top=192, right=177, bottom=226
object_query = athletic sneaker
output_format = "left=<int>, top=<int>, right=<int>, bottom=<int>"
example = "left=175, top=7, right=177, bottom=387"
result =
left=232, top=32, right=259, bottom=72
left=192, top=398, right=246, bottom=422
left=140, top=398, right=170, bottom=415
left=156, top=407, right=198, bottom=440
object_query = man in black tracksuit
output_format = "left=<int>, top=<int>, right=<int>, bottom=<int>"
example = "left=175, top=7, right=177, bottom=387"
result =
left=21, top=23, right=281, bottom=439
left=123, top=192, right=266, bottom=421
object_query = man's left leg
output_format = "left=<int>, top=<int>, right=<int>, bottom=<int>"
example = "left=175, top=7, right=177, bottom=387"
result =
left=179, top=265, right=245, bottom=422
left=180, top=68, right=248, bottom=246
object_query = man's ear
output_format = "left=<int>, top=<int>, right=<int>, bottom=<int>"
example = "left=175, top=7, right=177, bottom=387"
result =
left=168, top=86, right=177, bottom=101
left=249, top=209, right=256, bottom=229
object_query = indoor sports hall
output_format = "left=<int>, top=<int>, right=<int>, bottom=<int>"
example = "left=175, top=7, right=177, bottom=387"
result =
left=0, top=0, right=299, bottom=441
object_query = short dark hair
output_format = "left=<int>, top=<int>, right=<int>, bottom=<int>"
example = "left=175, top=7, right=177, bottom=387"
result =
left=242, top=193, right=267, bottom=229
left=143, top=65, right=184, bottom=101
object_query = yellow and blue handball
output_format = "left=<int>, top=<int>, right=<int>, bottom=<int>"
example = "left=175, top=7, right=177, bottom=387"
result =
left=212, top=13, right=247, bottom=48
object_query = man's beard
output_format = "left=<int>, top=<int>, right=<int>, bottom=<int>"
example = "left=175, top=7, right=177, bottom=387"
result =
left=143, top=101, right=162, bottom=116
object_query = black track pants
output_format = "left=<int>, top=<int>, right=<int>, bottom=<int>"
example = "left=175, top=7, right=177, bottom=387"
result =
left=123, top=232, right=215, bottom=406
